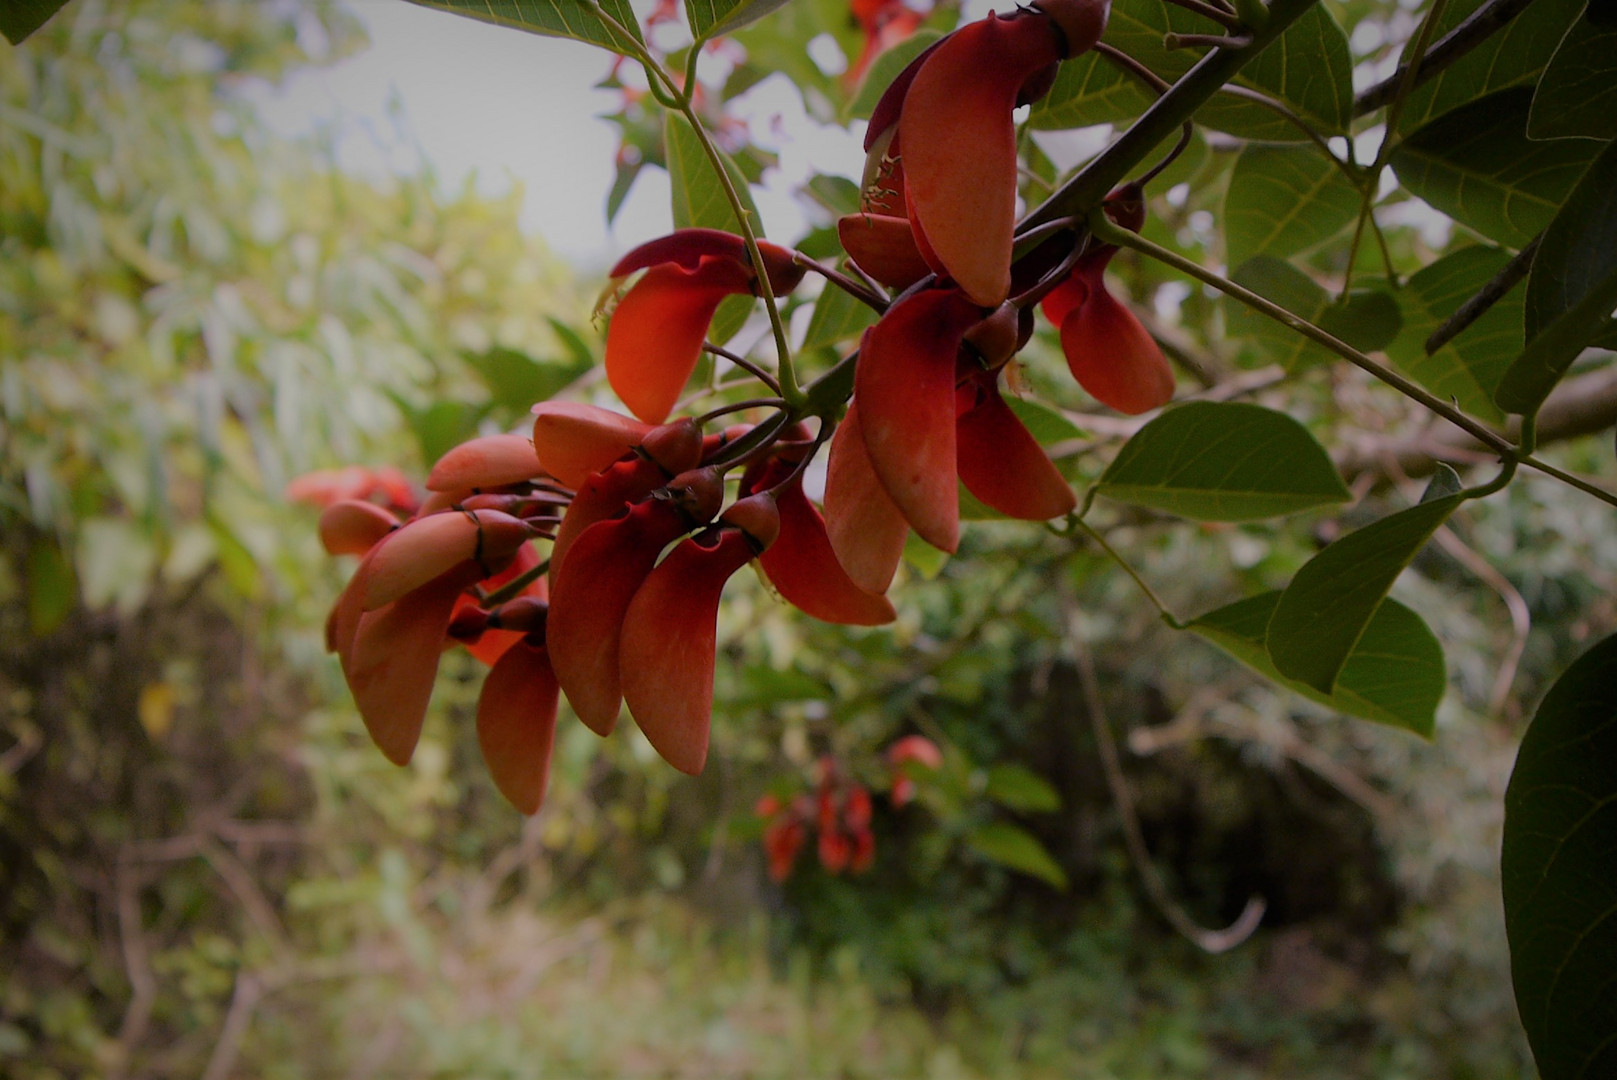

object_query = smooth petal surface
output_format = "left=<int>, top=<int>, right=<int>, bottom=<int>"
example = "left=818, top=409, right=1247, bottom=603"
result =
left=749, top=465, right=895, bottom=626
left=549, top=456, right=667, bottom=582
left=1061, top=270, right=1176, bottom=415
left=900, top=13, right=1063, bottom=305
left=824, top=401, right=910, bottom=594
left=476, top=639, right=561, bottom=814
left=530, top=402, right=652, bottom=488
left=956, top=381, right=1077, bottom=522
left=547, top=499, right=691, bottom=736
left=611, top=227, right=749, bottom=275
left=318, top=500, right=398, bottom=556
left=856, top=289, right=982, bottom=553
left=620, top=528, right=756, bottom=775
left=346, top=565, right=480, bottom=766
left=361, top=509, right=529, bottom=611
left=837, top=213, right=932, bottom=292
left=426, top=434, right=542, bottom=492
left=606, top=257, right=754, bottom=423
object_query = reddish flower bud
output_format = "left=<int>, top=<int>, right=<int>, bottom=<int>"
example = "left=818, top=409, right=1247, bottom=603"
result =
left=427, top=433, right=543, bottom=492
left=764, top=819, right=806, bottom=882
left=361, top=509, right=531, bottom=611
left=531, top=402, right=653, bottom=488
left=824, top=400, right=911, bottom=595
left=318, top=499, right=399, bottom=556
left=849, top=828, right=876, bottom=874
left=888, top=734, right=943, bottom=769
left=476, top=638, right=561, bottom=815
left=837, top=212, right=932, bottom=292
left=719, top=491, right=782, bottom=552
left=955, top=370, right=1076, bottom=522
left=549, top=456, right=669, bottom=581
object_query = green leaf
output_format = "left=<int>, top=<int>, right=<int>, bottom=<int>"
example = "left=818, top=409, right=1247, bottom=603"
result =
left=665, top=112, right=761, bottom=344
left=1497, top=137, right=1617, bottom=416
left=1190, top=592, right=1444, bottom=737
left=800, top=285, right=878, bottom=351
left=1502, top=630, right=1617, bottom=1080
left=405, top=0, right=644, bottom=54
left=1028, top=50, right=1154, bottom=131
left=902, top=531, right=949, bottom=579
left=0, top=0, right=69, bottom=43
left=1224, top=256, right=1334, bottom=371
left=1528, top=9, right=1617, bottom=142
left=845, top=32, right=942, bottom=122
left=1389, top=88, right=1601, bottom=250
left=460, top=345, right=591, bottom=415
left=1097, top=402, right=1350, bottom=522
left=1224, top=146, right=1363, bottom=267
left=1386, top=245, right=1524, bottom=422
left=689, top=0, right=793, bottom=40
left=1005, top=395, right=1085, bottom=446
left=1398, top=0, right=1585, bottom=133
left=983, top=764, right=1062, bottom=814
left=390, top=394, right=490, bottom=467
left=1267, top=492, right=1464, bottom=694
left=1317, top=288, right=1402, bottom=354
left=26, top=539, right=76, bottom=636
left=965, top=822, right=1069, bottom=889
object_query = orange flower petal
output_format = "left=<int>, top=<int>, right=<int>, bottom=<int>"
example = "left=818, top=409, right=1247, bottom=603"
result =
left=606, top=258, right=754, bottom=423
left=546, top=499, right=692, bottom=736
left=837, top=213, right=932, bottom=292
left=900, top=13, right=1063, bottom=305
left=362, top=509, right=530, bottom=611
left=824, top=400, right=910, bottom=594
left=426, top=434, right=542, bottom=492
left=855, top=289, right=982, bottom=553
left=1060, top=268, right=1176, bottom=415
left=548, top=456, right=667, bottom=583
left=620, top=528, right=757, bottom=775
left=318, top=500, right=398, bottom=556
left=530, top=402, right=652, bottom=489
left=955, top=377, right=1076, bottom=522
left=476, top=639, right=561, bottom=814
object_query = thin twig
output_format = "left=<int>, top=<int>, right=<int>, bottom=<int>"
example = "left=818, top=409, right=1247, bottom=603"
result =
left=704, top=343, right=781, bottom=394
left=1434, top=525, right=1531, bottom=717
left=793, top=253, right=890, bottom=314
left=1354, top=0, right=1539, bottom=116
left=1162, top=0, right=1244, bottom=30
left=1424, top=233, right=1542, bottom=354
left=200, top=972, right=263, bottom=1080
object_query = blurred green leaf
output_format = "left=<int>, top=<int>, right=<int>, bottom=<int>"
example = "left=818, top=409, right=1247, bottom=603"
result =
left=1318, top=287, right=1402, bottom=354
left=1268, top=489, right=1464, bottom=694
left=1224, top=146, right=1362, bottom=266
left=1502, top=630, right=1617, bottom=1080
left=983, top=764, right=1062, bottom=814
left=1098, top=402, right=1350, bottom=522
left=460, top=345, right=590, bottom=414
left=26, top=538, right=75, bottom=636
left=902, top=532, right=948, bottom=579
left=1005, top=396, right=1085, bottom=446
left=0, top=0, right=69, bottom=44
left=1190, top=592, right=1444, bottom=737
left=389, top=394, right=490, bottom=467
left=1387, top=245, right=1523, bottom=421
left=965, top=822, right=1068, bottom=889
left=404, top=0, right=644, bottom=53
left=801, top=285, right=879, bottom=351
left=76, top=517, right=156, bottom=615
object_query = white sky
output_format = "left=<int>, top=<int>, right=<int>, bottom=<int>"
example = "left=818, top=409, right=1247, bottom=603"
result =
left=252, top=0, right=869, bottom=270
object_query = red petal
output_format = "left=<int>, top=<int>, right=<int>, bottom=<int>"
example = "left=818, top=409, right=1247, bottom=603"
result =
left=955, top=377, right=1076, bottom=522
left=462, top=545, right=546, bottom=666
left=546, top=499, right=691, bottom=736
left=1061, top=269, right=1176, bottom=415
left=530, top=402, right=652, bottom=489
left=362, top=509, right=530, bottom=611
left=864, top=37, right=945, bottom=151
left=476, top=639, right=561, bottom=814
left=855, top=289, right=982, bottom=553
left=426, top=434, right=541, bottom=492
left=619, top=528, right=756, bottom=775
left=606, top=258, right=754, bottom=423
left=318, top=500, right=398, bottom=556
left=755, top=472, right=896, bottom=626
left=823, top=400, right=910, bottom=594
left=837, top=213, right=932, bottom=292
left=1039, top=265, right=1091, bottom=328
left=611, top=228, right=749, bottom=275
left=346, top=564, right=481, bottom=765
left=549, top=456, right=667, bottom=583
left=900, top=14, right=1063, bottom=305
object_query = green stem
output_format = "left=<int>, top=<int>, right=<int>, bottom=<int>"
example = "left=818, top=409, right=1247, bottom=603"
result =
left=480, top=560, right=549, bottom=607
left=1075, top=519, right=1186, bottom=630
left=1089, top=212, right=1514, bottom=455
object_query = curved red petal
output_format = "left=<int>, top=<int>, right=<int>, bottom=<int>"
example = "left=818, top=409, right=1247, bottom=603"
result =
left=476, top=639, right=561, bottom=814
left=426, top=434, right=542, bottom=492
left=546, top=499, right=691, bottom=736
left=1039, top=266, right=1091, bottom=329
left=823, top=400, right=910, bottom=594
left=530, top=402, right=652, bottom=489
left=837, top=213, right=932, bottom=292
left=956, top=379, right=1076, bottom=522
left=620, top=528, right=756, bottom=775
left=548, top=456, right=667, bottom=583
left=864, top=37, right=945, bottom=150
left=1061, top=273, right=1176, bottom=415
left=855, top=289, right=982, bottom=553
left=900, top=14, right=1063, bottom=305
left=759, top=478, right=896, bottom=626
left=362, top=509, right=529, bottom=611
left=461, top=545, right=546, bottom=666
left=606, top=258, right=755, bottom=423
left=318, top=500, right=398, bottom=556
left=610, top=228, right=750, bottom=276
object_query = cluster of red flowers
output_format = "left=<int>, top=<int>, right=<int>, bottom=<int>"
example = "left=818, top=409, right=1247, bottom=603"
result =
left=756, top=758, right=876, bottom=882
left=306, top=0, right=1175, bottom=820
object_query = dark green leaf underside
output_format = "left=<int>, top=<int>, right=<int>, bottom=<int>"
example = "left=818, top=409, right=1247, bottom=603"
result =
left=1224, top=146, right=1362, bottom=267
left=1528, top=11, right=1617, bottom=141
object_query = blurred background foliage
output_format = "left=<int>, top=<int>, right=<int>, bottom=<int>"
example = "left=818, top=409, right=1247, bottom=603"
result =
left=2, top=0, right=1614, bottom=1076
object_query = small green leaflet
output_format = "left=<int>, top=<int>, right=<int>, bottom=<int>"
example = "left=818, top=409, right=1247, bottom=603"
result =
left=1528, top=8, right=1617, bottom=141
left=405, top=0, right=644, bottom=54
left=1189, top=592, right=1443, bottom=737
left=1224, top=146, right=1363, bottom=267
left=983, top=764, right=1062, bottom=814
left=1389, top=88, right=1601, bottom=250
left=1497, top=137, right=1617, bottom=416
left=800, top=284, right=878, bottom=351
left=665, top=112, right=760, bottom=344
left=686, top=0, right=792, bottom=40
left=965, top=822, right=1069, bottom=889
left=1096, top=402, right=1349, bottom=522
left=0, top=0, right=69, bottom=43
left=1225, top=257, right=1334, bottom=371
left=26, top=539, right=76, bottom=636
left=1502, top=630, right=1617, bottom=1080
left=1267, top=485, right=1464, bottom=694
left=1386, top=245, right=1523, bottom=422
left=1028, top=51, right=1154, bottom=131
left=460, top=344, right=591, bottom=415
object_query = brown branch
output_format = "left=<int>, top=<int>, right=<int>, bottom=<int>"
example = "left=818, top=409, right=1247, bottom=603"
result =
left=1425, top=233, right=1542, bottom=354
left=1354, top=0, right=1539, bottom=116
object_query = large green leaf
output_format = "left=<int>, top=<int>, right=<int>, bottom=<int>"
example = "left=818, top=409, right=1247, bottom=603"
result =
left=965, top=822, right=1069, bottom=889
left=1502, top=630, right=1617, bottom=1080
left=1528, top=8, right=1617, bottom=142
left=1397, top=0, right=1584, bottom=133
left=1096, top=402, right=1349, bottom=521
left=983, top=764, right=1062, bottom=814
left=405, top=0, right=644, bottom=53
left=1267, top=486, right=1464, bottom=694
left=688, top=0, right=792, bottom=40
left=1224, top=145, right=1363, bottom=266
left=1498, top=136, right=1617, bottom=416
left=1225, top=256, right=1334, bottom=371
left=1386, top=245, right=1523, bottom=422
left=800, top=284, right=878, bottom=351
left=460, top=344, right=592, bottom=415
left=1389, top=88, right=1601, bottom=250
left=665, top=112, right=761, bottom=344
left=1028, top=50, right=1154, bottom=131
left=1190, top=592, right=1444, bottom=737
left=0, top=0, right=70, bottom=43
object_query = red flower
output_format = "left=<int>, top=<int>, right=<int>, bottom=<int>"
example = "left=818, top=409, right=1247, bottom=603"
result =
left=605, top=229, right=806, bottom=423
